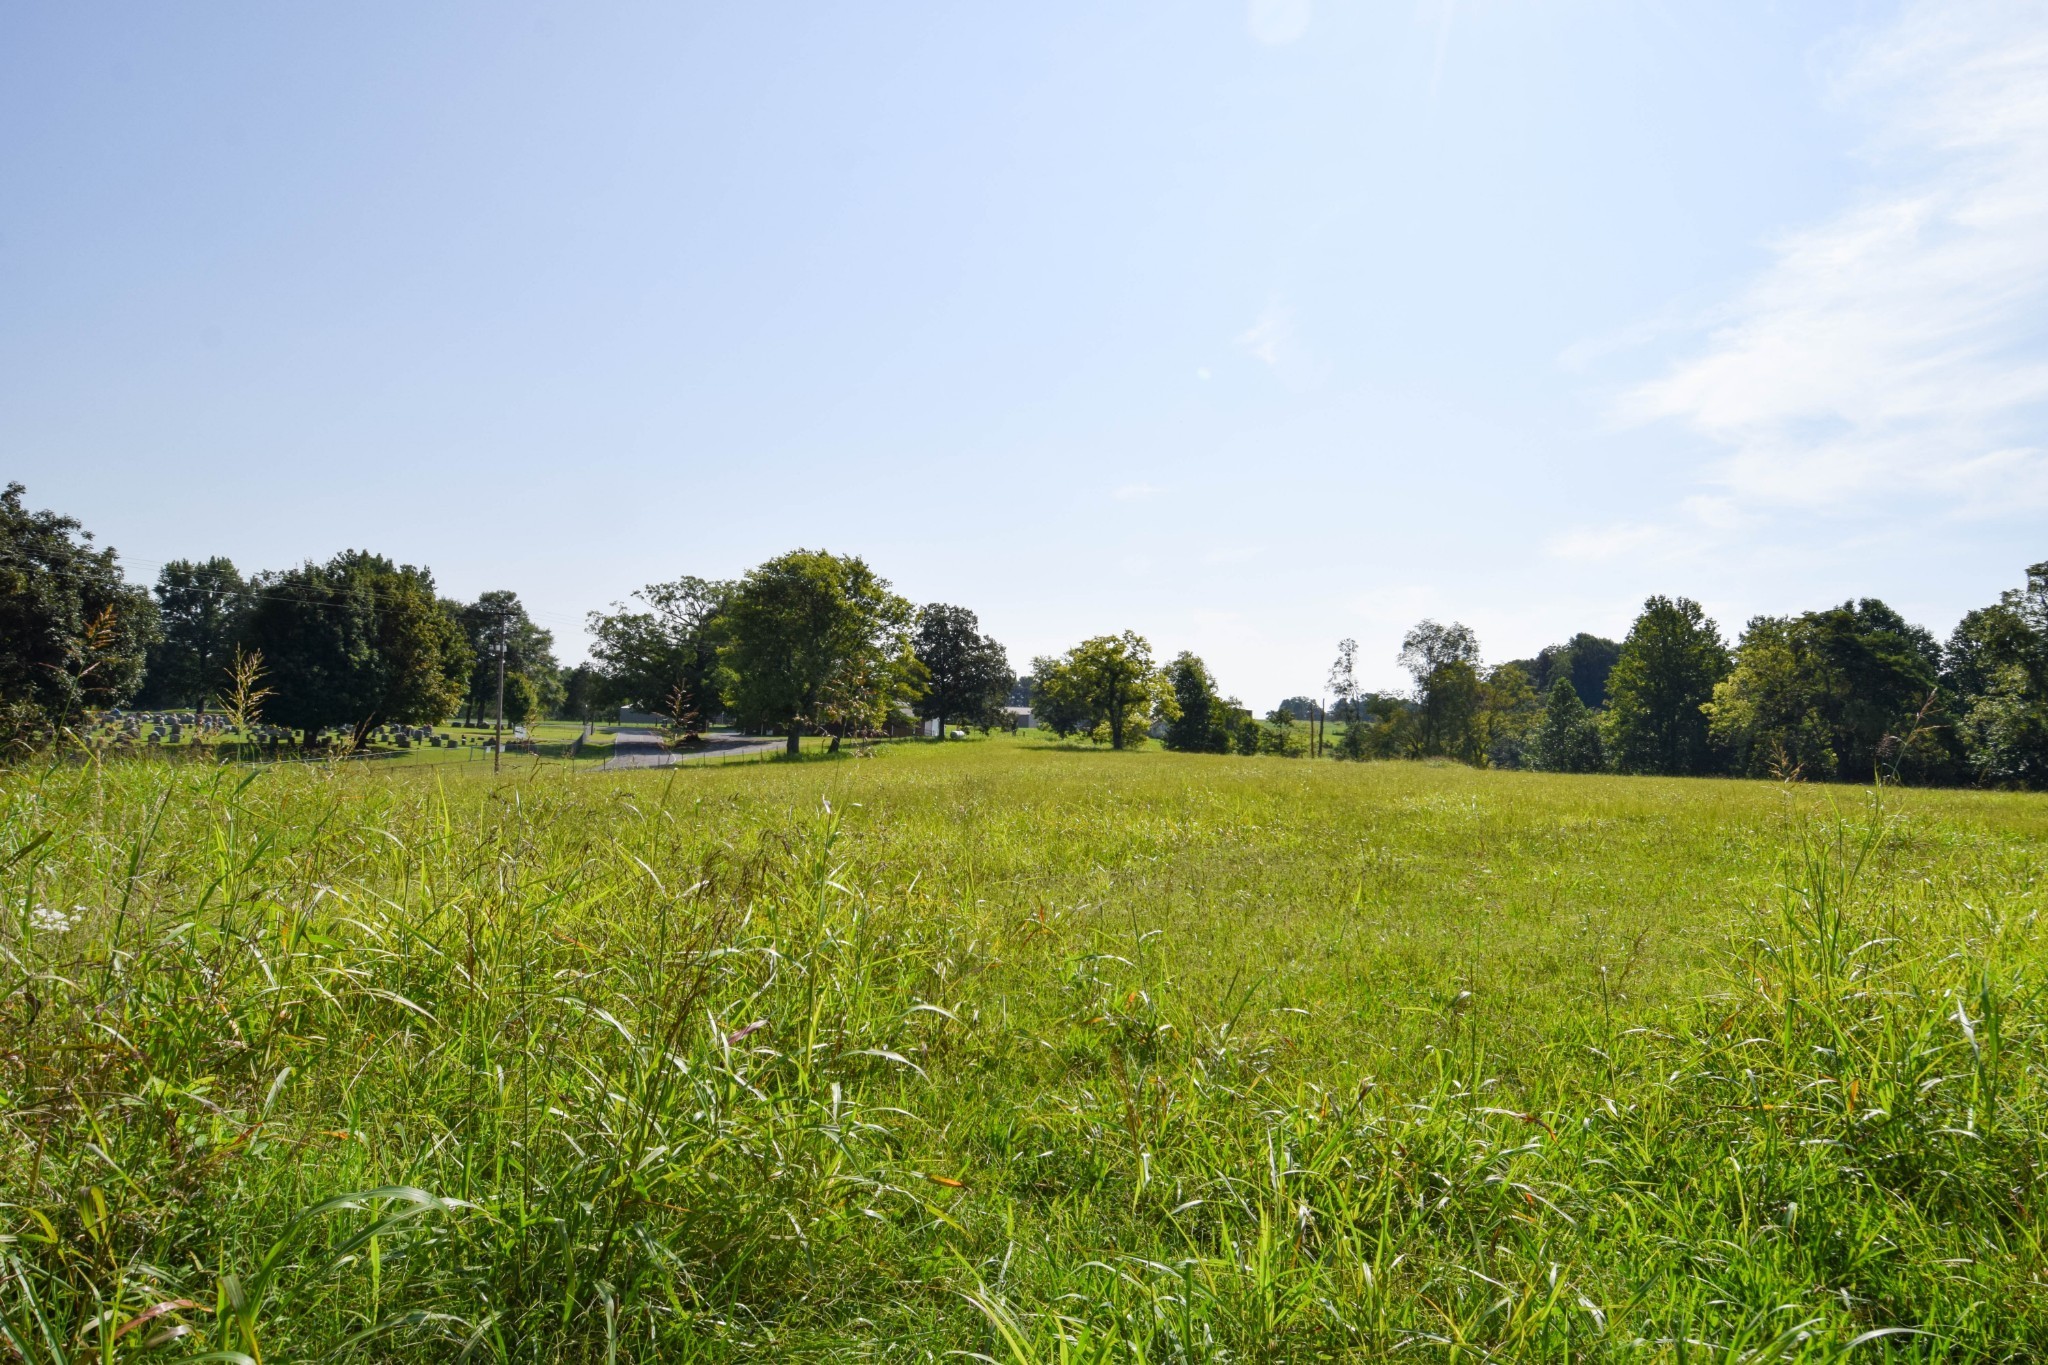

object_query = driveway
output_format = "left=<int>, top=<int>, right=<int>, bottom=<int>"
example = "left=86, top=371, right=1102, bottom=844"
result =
left=600, top=729, right=785, bottom=770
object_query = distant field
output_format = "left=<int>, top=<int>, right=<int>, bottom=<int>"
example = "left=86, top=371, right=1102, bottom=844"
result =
left=3, top=739, right=2045, bottom=1359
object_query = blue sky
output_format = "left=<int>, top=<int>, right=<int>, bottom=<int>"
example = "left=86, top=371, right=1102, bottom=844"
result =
left=6, top=1, right=2046, bottom=704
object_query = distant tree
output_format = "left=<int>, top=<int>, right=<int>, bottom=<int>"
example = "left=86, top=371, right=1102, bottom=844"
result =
left=913, top=603, right=1014, bottom=735
left=1326, top=637, right=1359, bottom=755
left=1335, top=694, right=1414, bottom=760
left=1507, top=634, right=1622, bottom=709
left=459, top=590, right=562, bottom=727
left=1031, top=632, right=1177, bottom=749
left=0, top=483, right=156, bottom=750
left=1706, top=601, right=1947, bottom=783
left=1946, top=560, right=2048, bottom=787
left=1531, top=677, right=1605, bottom=773
left=1261, top=705, right=1308, bottom=757
left=588, top=577, right=732, bottom=729
left=241, top=551, right=472, bottom=748
left=724, top=550, right=912, bottom=756
left=1399, top=620, right=1484, bottom=760
left=556, top=663, right=608, bottom=723
left=1276, top=696, right=1325, bottom=721
left=1478, top=663, right=1542, bottom=768
left=1603, top=596, right=1730, bottom=776
left=137, top=557, right=249, bottom=711
left=1163, top=652, right=1232, bottom=753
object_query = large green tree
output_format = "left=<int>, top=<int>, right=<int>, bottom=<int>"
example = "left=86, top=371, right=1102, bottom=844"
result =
left=1163, top=652, right=1233, bottom=753
left=1398, top=619, right=1484, bottom=761
left=1707, top=600, right=1949, bottom=783
left=1945, top=560, right=2048, bottom=787
left=1032, top=632, right=1176, bottom=749
left=241, top=551, right=472, bottom=747
left=137, top=557, right=250, bottom=711
left=912, top=603, right=1013, bottom=735
left=588, top=577, right=732, bottom=729
left=1478, top=663, right=1542, bottom=768
left=1604, top=596, right=1730, bottom=776
left=725, top=550, right=912, bottom=756
left=459, top=590, right=562, bottom=726
left=0, top=483, right=156, bottom=749
left=1505, top=633, right=1622, bottom=709
left=1531, top=676, right=1605, bottom=773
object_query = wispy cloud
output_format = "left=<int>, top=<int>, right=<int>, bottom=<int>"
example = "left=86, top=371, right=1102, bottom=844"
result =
left=1247, top=0, right=1311, bottom=46
left=1236, top=300, right=1329, bottom=391
left=1113, top=482, right=1165, bottom=501
left=1623, top=1, right=2048, bottom=514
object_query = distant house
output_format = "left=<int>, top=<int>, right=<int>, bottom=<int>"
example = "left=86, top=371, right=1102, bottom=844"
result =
left=1003, top=706, right=1034, bottom=730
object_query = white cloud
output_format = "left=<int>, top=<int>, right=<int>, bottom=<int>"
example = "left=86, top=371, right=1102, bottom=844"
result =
left=1236, top=300, right=1330, bottom=391
left=1113, top=482, right=1165, bottom=500
left=1623, top=1, right=2048, bottom=513
left=1247, top=0, right=1311, bottom=46
left=1545, top=523, right=1667, bottom=564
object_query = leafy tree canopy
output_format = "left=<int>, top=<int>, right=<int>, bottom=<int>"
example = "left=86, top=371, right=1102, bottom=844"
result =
left=1032, top=632, right=1177, bottom=749
left=912, top=603, right=1014, bottom=732
left=240, top=550, right=471, bottom=745
left=1163, top=652, right=1233, bottom=753
left=1945, top=560, right=2048, bottom=787
left=1532, top=676, right=1605, bottom=773
left=1604, top=596, right=1730, bottom=776
left=587, top=577, right=732, bottom=727
left=460, top=590, right=562, bottom=726
left=1708, top=600, right=1948, bottom=783
left=725, top=550, right=911, bottom=755
left=0, top=483, right=155, bottom=749
left=137, top=557, right=249, bottom=710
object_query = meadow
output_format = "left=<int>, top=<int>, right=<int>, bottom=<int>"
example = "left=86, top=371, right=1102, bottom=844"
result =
left=2, top=738, right=2045, bottom=1361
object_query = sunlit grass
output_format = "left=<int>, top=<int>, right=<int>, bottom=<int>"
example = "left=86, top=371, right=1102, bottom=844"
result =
left=2, top=738, right=2045, bottom=1359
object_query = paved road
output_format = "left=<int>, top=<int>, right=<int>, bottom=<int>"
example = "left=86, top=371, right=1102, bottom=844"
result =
left=600, top=728, right=784, bottom=770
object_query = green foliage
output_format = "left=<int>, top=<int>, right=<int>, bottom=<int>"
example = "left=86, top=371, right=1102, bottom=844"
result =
left=239, top=550, right=472, bottom=744
left=1031, top=631, right=1176, bottom=749
left=1604, top=595, right=1731, bottom=776
left=555, top=662, right=607, bottom=722
left=136, top=557, right=249, bottom=710
left=1532, top=675, right=1605, bottom=772
left=458, top=590, right=562, bottom=727
left=725, top=549, right=912, bottom=753
left=586, top=576, right=732, bottom=726
left=1399, top=620, right=1485, bottom=761
left=1332, top=694, right=1413, bottom=760
left=1162, top=652, right=1232, bottom=753
left=1506, top=632, right=1622, bottom=708
left=913, top=603, right=1013, bottom=731
left=5, top=745, right=2048, bottom=1357
left=0, top=483, right=156, bottom=749
left=1259, top=705, right=1308, bottom=756
left=1945, top=561, right=2048, bottom=787
left=1708, top=600, right=1949, bottom=784
left=1478, top=662, right=1541, bottom=768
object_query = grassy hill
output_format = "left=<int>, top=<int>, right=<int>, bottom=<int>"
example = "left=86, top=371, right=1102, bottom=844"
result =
left=3, top=738, right=2045, bottom=1359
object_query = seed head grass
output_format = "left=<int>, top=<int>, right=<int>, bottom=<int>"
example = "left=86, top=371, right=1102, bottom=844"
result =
left=2, top=738, right=2045, bottom=1359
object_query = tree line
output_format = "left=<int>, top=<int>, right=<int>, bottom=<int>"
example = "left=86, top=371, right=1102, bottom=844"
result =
left=3, top=483, right=2045, bottom=786
left=0, top=485, right=1017, bottom=756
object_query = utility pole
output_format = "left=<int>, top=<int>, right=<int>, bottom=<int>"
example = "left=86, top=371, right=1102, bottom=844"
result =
left=493, top=613, right=507, bottom=775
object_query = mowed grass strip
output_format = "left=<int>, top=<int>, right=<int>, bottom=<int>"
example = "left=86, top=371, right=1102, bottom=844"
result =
left=2, top=738, right=2045, bottom=1360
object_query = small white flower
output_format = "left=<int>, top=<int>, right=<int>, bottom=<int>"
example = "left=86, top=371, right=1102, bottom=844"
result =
left=30, top=906, right=78, bottom=934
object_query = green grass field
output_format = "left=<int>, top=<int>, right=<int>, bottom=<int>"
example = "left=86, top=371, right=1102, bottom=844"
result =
left=3, top=738, right=2046, bottom=1360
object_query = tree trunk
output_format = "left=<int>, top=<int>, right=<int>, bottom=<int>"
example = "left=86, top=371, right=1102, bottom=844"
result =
left=829, top=721, right=844, bottom=753
left=1109, top=695, right=1124, bottom=750
left=786, top=723, right=801, bottom=757
left=936, top=712, right=947, bottom=740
